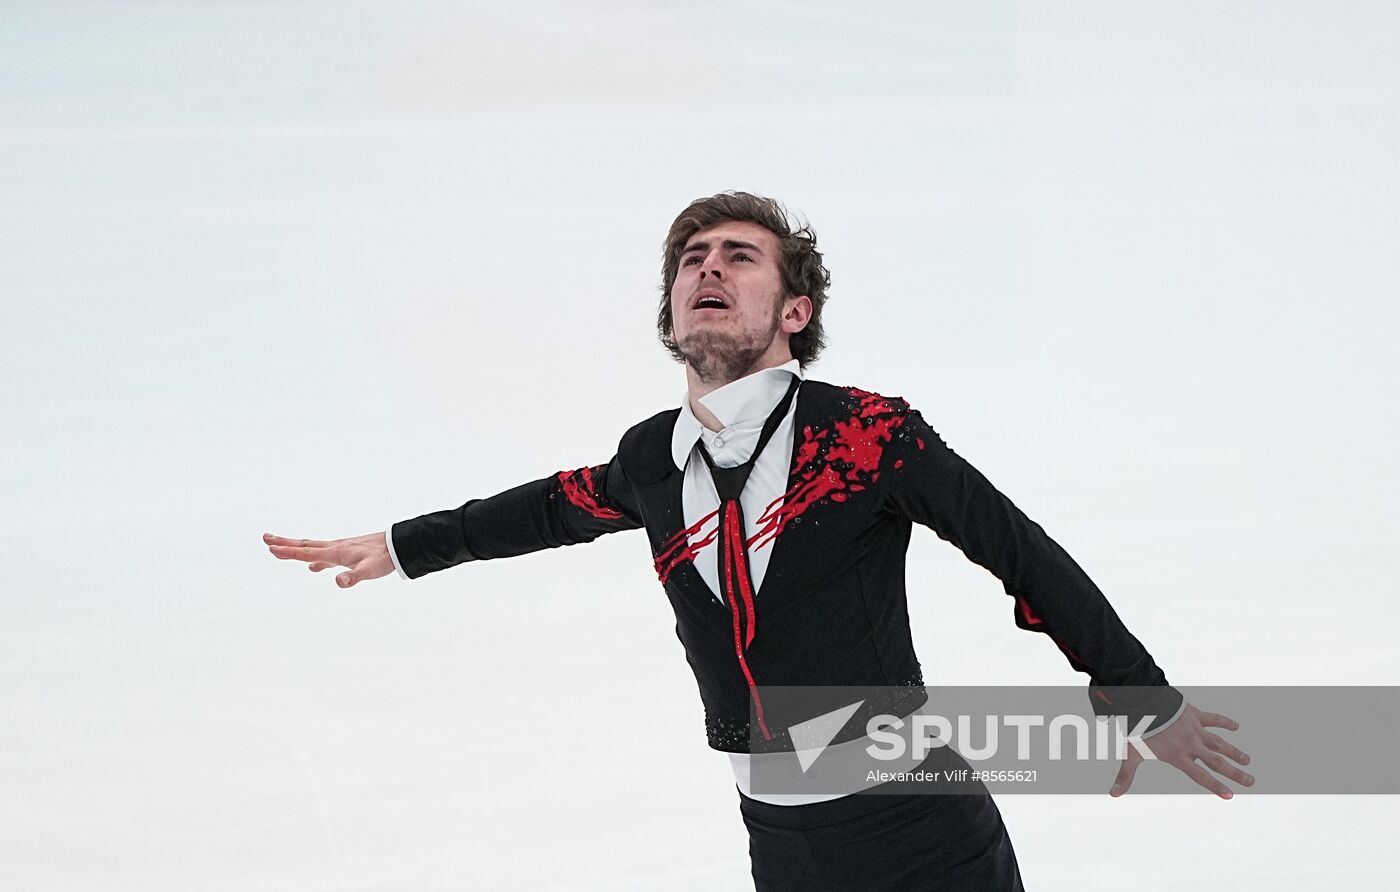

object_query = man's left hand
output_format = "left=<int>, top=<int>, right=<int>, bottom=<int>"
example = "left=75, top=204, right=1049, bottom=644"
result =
left=1110, top=702, right=1254, bottom=799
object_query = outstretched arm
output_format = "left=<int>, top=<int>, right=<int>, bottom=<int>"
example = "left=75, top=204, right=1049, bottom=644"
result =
left=878, top=406, right=1183, bottom=735
left=265, top=454, right=644, bottom=587
left=387, top=457, right=645, bottom=579
left=879, top=407, right=1253, bottom=797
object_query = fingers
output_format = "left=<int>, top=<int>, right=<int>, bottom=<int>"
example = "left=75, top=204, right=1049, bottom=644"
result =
left=1110, top=753, right=1141, bottom=797
left=263, top=533, right=336, bottom=548
left=1199, top=751, right=1255, bottom=790
left=1203, top=731, right=1251, bottom=768
left=268, top=543, right=342, bottom=564
left=1114, top=705, right=1253, bottom=799
left=309, top=562, right=332, bottom=572
left=264, top=532, right=347, bottom=566
left=1177, top=759, right=1236, bottom=799
left=1194, top=711, right=1252, bottom=792
left=336, top=551, right=390, bottom=588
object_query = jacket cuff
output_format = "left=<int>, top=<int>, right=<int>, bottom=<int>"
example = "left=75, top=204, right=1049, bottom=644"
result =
left=385, top=524, right=409, bottom=581
left=1090, top=683, right=1185, bottom=739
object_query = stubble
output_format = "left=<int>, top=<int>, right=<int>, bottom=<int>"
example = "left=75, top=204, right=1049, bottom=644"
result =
left=676, top=296, right=784, bottom=385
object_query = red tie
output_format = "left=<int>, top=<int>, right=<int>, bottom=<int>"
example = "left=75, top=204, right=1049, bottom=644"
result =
left=696, top=376, right=801, bottom=742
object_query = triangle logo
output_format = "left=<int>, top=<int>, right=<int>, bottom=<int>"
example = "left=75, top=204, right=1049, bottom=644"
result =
left=789, top=700, right=865, bottom=773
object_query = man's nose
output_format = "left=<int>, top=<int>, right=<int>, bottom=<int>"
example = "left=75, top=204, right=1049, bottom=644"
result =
left=695, top=248, right=723, bottom=279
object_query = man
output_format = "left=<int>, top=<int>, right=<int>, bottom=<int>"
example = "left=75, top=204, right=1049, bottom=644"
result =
left=265, top=192, right=1252, bottom=889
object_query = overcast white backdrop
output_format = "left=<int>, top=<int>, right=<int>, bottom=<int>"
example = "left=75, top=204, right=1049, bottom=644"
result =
left=2, top=1, right=1398, bottom=889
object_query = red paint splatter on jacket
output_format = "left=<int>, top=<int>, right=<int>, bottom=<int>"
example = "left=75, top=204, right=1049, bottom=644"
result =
left=747, top=387, right=910, bottom=551
left=1017, top=595, right=1043, bottom=626
left=557, top=465, right=625, bottom=519
left=1023, top=595, right=1086, bottom=668
left=659, top=386, right=913, bottom=573
left=655, top=507, right=722, bottom=584
left=749, top=463, right=845, bottom=550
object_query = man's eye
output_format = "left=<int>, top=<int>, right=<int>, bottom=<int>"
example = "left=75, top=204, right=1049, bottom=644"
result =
left=732, top=252, right=753, bottom=262
left=682, top=256, right=701, bottom=266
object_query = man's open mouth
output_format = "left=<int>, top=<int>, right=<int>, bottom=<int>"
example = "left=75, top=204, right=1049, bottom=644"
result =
left=693, top=291, right=730, bottom=310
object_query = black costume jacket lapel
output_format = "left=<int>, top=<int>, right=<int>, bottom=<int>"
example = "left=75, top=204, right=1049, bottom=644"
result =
left=617, top=380, right=928, bottom=750
left=664, top=379, right=811, bottom=606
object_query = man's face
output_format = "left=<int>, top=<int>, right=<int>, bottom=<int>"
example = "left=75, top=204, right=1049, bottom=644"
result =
left=669, top=220, right=789, bottom=382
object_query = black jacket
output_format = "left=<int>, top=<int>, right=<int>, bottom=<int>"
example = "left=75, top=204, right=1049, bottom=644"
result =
left=390, top=379, right=1184, bottom=753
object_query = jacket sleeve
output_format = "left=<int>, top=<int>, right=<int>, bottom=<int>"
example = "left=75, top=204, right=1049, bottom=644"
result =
left=879, top=407, right=1184, bottom=738
left=387, top=453, right=645, bottom=580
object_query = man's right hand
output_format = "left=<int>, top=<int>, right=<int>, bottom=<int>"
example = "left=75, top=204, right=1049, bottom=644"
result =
left=263, top=531, right=396, bottom=588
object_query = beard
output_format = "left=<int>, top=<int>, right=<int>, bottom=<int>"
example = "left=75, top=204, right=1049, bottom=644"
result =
left=675, top=298, right=784, bottom=385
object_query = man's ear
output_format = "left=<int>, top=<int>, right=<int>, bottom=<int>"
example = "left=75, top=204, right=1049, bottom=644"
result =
left=782, top=295, right=813, bottom=334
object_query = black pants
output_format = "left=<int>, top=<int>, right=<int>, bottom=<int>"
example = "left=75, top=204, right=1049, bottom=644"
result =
left=738, top=748, right=1025, bottom=891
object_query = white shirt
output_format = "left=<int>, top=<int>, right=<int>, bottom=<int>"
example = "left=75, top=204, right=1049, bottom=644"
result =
left=668, top=359, right=802, bottom=606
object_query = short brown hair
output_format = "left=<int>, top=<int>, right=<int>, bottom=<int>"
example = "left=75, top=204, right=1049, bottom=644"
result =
left=657, top=191, right=830, bottom=367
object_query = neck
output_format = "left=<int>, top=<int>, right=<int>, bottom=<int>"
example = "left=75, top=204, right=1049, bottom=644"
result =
left=685, top=346, right=796, bottom=433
